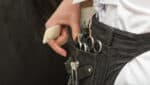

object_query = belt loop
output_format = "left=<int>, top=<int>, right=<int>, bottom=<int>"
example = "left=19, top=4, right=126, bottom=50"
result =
left=107, top=28, right=114, bottom=46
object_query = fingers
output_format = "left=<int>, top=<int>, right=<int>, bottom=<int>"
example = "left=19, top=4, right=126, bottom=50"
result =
left=48, top=40, right=67, bottom=57
left=70, top=19, right=80, bottom=41
left=45, top=14, right=80, bottom=57
left=47, top=27, right=68, bottom=57
left=45, top=14, right=69, bottom=57
left=44, top=0, right=80, bottom=57
left=55, top=27, right=68, bottom=46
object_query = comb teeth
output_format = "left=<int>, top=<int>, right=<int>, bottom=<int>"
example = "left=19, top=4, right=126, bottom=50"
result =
left=42, top=25, right=61, bottom=44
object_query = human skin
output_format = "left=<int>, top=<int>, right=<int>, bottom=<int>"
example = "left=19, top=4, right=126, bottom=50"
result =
left=45, top=0, right=81, bottom=57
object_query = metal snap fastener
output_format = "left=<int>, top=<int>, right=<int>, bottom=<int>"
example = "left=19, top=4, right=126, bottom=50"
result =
left=88, top=68, right=92, bottom=73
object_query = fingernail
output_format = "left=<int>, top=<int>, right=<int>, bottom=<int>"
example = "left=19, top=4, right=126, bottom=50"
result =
left=62, top=51, right=67, bottom=57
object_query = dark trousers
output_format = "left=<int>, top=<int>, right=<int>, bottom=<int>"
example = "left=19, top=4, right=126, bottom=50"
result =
left=66, top=15, right=150, bottom=85
left=0, top=0, right=66, bottom=85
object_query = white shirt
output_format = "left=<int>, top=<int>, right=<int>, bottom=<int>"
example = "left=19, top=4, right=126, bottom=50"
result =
left=93, top=0, right=150, bottom=34
left=114, top=51, right=150, bottom=85
left=73, top=0, right=150, bottom=85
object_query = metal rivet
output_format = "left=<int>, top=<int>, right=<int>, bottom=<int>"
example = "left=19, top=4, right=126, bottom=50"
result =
left=88, top=68, right=92, bottom=73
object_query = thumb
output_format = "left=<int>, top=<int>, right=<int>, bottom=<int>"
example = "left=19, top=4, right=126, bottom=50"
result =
left=70, top=20, right=80, bottom=41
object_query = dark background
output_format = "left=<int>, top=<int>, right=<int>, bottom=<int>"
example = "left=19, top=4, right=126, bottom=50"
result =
left=32, top=0, right=68, bottom=84
left=0, top=0, right=67, bottom=85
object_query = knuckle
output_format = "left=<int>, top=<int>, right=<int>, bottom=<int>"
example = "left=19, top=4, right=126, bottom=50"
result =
left=45, top=18, right=56, bottom=27
left=45, top=20, right=51, bottom=27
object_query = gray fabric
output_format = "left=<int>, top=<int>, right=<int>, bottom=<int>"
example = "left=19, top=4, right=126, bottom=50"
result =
left=65, top=15, right=150, bottom=85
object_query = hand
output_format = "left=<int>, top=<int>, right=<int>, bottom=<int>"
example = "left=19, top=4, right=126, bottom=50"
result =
left=45, top=0, right=81, bottom=57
